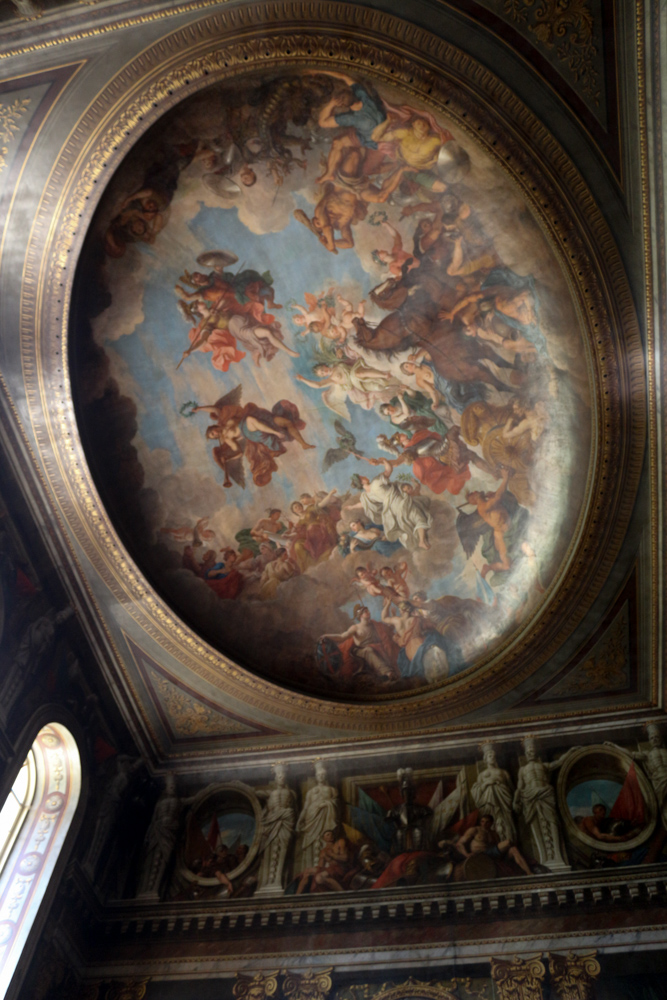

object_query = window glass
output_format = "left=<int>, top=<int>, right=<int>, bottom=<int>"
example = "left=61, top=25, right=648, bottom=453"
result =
left=0, top=751, right=36, bottom=875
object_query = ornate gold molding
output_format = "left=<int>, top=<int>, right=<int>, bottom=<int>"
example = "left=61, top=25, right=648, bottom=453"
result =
left=18, top=0, right=647, bottom=734
left=496, top=0, right=600, bottom=104
left=490, top=956, right=546, bottom=1000
left=548, top=952, right=601, bottom=1000
left=0, top=97, right=30, bottom=173
left=233, top=971, right=280, bottom=1000
left=283, top=969, right=333, bottom=1000
left=104, top=982, right=150, bottom=1000
left=0, top=0, right=229, bottom=60
left=370, top=983, right=459, bottom=1000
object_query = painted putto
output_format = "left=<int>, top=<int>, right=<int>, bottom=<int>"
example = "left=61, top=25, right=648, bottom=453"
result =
left=72, top=68, right=591, bottom=698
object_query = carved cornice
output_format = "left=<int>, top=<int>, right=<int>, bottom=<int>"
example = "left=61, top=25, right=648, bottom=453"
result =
left=66, top=859, right=667, bottom=949
left=17, top=0, right=647, bottom=736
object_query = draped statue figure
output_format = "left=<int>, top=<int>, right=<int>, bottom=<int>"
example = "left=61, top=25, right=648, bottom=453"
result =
left=255, top=763, right=296, bottom=896
left=513, top=737, right=570, bottom=871
left=294, top=762, right=339, bottom=873
left=471, top=743, right=516, bottom=843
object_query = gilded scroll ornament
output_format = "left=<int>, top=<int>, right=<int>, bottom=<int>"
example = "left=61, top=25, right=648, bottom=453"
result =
left=490, top=956, right=545, bottom=1000
left=152, top=672, right=248, bottom=736
left=0, top=98, right=30, bottom=174
left=369, top=983, right=459, bottom=1000
left=103, top=981, right=150, bottom=1000
left=233, top=971, right=280, bottom=1000
left=283, top=969, right=334, bottom=1000
left=502, top=0, right=600, bottom=103
left=548, top=952, right=601, bottom=1000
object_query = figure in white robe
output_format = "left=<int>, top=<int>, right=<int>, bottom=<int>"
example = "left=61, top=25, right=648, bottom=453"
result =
left=347, top=459, right=432, bottom=550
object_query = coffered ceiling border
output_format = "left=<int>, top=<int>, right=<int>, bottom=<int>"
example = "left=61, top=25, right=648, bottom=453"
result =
left=16, top=0, right=649, bottom=735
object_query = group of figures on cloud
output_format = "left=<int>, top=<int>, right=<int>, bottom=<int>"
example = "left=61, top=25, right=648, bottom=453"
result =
left=167, top=734, right=661, bottom=903
left=102, top=72, right=345, bottom=257
left=97, top=66, right=578, bottom=693
left=166, top=466, right=509, bottom=689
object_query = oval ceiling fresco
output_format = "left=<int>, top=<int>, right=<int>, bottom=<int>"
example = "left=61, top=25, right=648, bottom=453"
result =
left=70, top=66, right=592, bottom=702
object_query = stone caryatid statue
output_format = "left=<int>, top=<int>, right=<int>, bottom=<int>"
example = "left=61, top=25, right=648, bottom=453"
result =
left=513, top=737, right=571, bottom=872
left=255, top=763, right=296, bottom=897
left=3, top=607, right=73, bottom=711
left=471, top=743, right=517, bottom=844
left=83, top=754, right=143, bottom=879
left=136, top=775, right=198, bottom=899
left=606, top=723, right=667, bottom=828
left=295, top=761, right=339, bottom=872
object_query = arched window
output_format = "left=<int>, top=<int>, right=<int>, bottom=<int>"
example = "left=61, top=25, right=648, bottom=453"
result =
left=0, top=724, right=81, bottom=999
left=0, top=753, right=36, bottom=878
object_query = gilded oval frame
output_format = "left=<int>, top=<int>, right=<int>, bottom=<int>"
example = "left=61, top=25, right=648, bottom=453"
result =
left=556, top=745, right=658, bottom=853
left=20, top=0, right=646, bottom=732
left=180, top=780, right=263, bottom=885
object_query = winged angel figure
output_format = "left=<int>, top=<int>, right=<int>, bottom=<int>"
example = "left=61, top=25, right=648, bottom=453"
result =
left=184, top=387, right=313, bottom=489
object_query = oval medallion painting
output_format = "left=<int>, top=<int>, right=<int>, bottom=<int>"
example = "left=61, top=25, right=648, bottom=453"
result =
left=71, top=68, right=591, bottom=700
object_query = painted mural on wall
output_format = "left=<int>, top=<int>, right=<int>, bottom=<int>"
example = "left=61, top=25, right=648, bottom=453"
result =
left=130, top=733, right=667, bottom=903
left=71, top=69, right=591, bottom=698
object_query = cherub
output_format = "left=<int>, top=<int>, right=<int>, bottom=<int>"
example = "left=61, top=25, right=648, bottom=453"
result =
left=379, top=562, right=410, bottom=600
left=352, top=565, right=385, bottom=598
left=329, top=294, right=366, bottom=342
left=291, top=289, right=336, bottom=338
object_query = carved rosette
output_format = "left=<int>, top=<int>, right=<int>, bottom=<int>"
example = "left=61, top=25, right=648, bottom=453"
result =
left=490, top=956, right=546, bottom=1000
left=283, top=969, right=334, bottom=1000
left=548, top=952, right=601, bottom=1000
